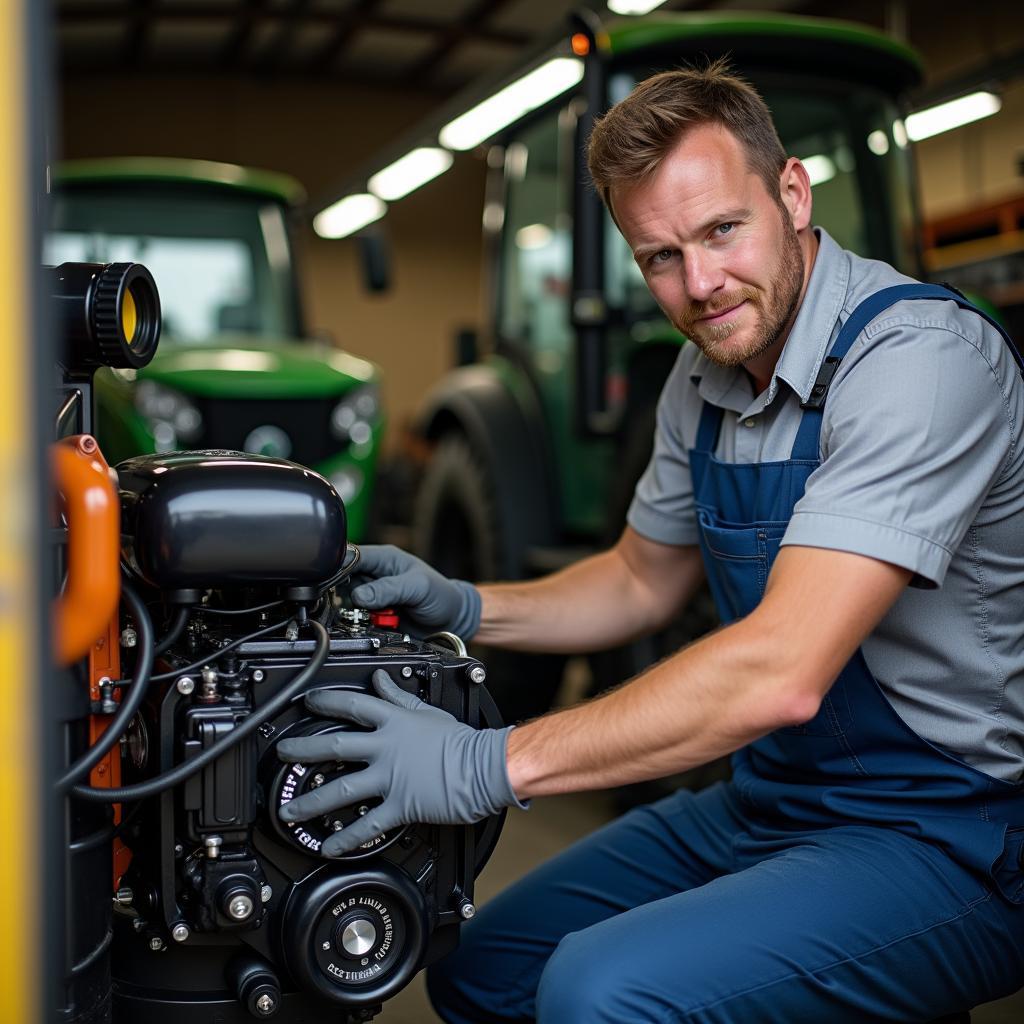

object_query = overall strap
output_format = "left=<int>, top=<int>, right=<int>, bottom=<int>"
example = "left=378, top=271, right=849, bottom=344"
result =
left=789, top=284, right=1021, bottom=462
left=694, top=401, right=725, bottom=454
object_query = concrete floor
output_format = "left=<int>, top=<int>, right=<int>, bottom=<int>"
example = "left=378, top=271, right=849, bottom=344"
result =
left=376, top=787, right=1024, bottom=1024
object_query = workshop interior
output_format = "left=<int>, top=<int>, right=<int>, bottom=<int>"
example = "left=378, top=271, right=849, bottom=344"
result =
left=0, top=0, right=1022, bottom=1022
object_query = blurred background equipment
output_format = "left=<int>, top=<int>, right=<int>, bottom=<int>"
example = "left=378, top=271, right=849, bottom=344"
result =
left=48, top=159, right=385, bottom=541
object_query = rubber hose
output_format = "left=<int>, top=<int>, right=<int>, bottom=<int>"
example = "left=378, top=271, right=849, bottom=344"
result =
left=71, top=619, right=330, bottom=803
left=153, top=605, right=190, bottom=656
left=54, top=583, right=154, bottom=792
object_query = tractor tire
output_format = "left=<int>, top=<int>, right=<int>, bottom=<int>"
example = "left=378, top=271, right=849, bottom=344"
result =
left=412, top=433, right=565, bottom=725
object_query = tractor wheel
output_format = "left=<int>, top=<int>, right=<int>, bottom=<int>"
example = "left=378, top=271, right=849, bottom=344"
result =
left=412, top=433, right=565, bottom=725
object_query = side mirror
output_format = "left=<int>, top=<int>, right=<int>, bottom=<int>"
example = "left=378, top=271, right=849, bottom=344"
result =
left=357, top=228, right=391, bottom=293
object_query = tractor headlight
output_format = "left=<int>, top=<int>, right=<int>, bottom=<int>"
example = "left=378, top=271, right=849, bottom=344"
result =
left=134, top=380, right=204, bottom=451
left=330, top=385, right=379, bottom=447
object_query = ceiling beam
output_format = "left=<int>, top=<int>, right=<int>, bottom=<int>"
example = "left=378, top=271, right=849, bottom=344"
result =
left=401, top=0, right=515, bottom=86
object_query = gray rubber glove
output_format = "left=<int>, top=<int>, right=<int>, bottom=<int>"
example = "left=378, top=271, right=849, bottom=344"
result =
left=277, top=669, right=520, bottom=857
left=349, top=545, right=481, bottom=640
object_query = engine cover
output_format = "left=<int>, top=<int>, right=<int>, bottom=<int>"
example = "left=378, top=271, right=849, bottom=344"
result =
left=117, top=450, right=347, bottom=592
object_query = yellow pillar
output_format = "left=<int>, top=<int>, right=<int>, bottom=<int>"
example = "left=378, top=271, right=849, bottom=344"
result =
left=0, top=0, right=43, bottom=1020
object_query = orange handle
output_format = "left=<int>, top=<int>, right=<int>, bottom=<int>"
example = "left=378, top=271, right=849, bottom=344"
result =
left=53, top=436, right=120, bottom=666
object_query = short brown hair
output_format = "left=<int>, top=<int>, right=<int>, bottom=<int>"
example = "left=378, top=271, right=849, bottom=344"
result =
left=587, top=58, right=787, bottom=208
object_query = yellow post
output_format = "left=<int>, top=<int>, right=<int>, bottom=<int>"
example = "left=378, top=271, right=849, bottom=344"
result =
left=0, top=0, right=42, bottom=1019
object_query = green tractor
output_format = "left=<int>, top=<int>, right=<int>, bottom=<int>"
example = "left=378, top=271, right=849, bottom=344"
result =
left=47, top=158, right=384, bottom=541
left=407, top=13, right=924, bottom=721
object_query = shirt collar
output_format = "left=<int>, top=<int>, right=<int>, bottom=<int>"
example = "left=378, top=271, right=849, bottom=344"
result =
left=688, top=227, right=851, bottom=410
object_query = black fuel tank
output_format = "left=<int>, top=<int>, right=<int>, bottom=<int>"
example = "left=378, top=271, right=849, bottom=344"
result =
left=117, top=451, right=347, bottom=591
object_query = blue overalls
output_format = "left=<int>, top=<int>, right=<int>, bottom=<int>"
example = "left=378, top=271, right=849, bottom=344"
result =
left=428, top=286, right=1024, bottom=1024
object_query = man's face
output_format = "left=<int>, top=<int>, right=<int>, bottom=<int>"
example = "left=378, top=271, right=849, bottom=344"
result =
left=612, top=124, right=805, bottom=369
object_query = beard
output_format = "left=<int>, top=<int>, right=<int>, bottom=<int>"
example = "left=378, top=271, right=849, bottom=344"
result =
left=675, top=213, right=805, bottom=368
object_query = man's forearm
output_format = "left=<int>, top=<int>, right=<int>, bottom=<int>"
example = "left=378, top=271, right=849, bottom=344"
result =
left=505, top=612, right=810, bottom=797
left=473, top=539, right=703, bottom=654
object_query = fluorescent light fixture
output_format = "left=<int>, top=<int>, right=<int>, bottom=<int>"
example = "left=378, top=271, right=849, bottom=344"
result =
left=516, top=223, right=553, bottom=250
left=802, top=154, right=836, bottom=187
left=607, top=0, right=669, bottom=13
left=867, top=130, right=890, bottom=156
left=904, top=91, right=1001, bottom=142
left=313, top=194, right=386, bottom=239
left=368, top=147, right=454, bottom=201
left=439, top=58, right=584, bottom=151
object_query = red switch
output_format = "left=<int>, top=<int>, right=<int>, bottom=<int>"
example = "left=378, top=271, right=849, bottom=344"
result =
left=370, top=608, right=400, bottom=629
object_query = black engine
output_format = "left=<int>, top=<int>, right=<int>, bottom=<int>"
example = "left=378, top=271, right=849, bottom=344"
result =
left=70, top=449, right=503, bottom=1023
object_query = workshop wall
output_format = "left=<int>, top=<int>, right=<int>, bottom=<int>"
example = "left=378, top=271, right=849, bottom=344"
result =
left=59, top=74, right=489, bottom=451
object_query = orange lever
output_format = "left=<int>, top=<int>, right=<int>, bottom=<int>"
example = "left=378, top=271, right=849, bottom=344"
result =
left=53, top=435, right=120, bottom=666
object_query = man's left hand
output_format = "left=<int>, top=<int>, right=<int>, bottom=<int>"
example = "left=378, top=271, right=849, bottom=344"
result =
left=277, top=669, right=520, bottom=857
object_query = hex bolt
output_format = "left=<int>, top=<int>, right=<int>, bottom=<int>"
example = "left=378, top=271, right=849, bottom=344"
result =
left=132, top=918, right=146, bottom=933
left=459, top=901, right=476, bottom=921
left=285, top=621, right=299, bottom=642
left=310, top=773, right=325, bottom=788
left=357, top=806, right=369, bottom=816
left=171, top=923, right=190, bottom=943
left=255, top=993, right=277, bottom=1016
left=149, top=936, right=165, bottom=951
left=176, top=676, right=196, bottom=696
left=252, top=669, right=265, bottom=683
left=204, top=835, right=223, bottom=859
left=174, top=843, right=184, bottom=857
left=260, top=884, right=273, bottom=904
left=201, top=665, right=218, bottom=686
left=114, top=887, right=134, bottom=906
left=468, top=666, right=487, bottom=685
left=401, top=666, right=413, bottom=679
left=120, top=627, right=137, bottom=648
left=228, top=894, right=255, bottom=921
left=332, top=820, right=344, bottom=832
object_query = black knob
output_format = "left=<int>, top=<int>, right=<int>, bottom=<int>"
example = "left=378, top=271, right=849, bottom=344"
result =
left=226, top=954, right=282, bottom=1018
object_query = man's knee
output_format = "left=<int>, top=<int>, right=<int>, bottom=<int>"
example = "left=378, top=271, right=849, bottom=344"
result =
left=536, top=928, right=676, bottom=1024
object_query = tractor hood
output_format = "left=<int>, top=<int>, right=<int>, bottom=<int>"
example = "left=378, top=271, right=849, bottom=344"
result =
left=140, top=335, right=378, bottom=399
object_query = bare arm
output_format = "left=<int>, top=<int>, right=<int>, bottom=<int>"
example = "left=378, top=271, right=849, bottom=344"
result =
left=473, top=526, right=705, bottom=654
left=506, top=545, right=912, bottom=797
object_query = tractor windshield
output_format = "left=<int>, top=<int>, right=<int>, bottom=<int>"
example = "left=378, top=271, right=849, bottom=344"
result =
left=604, top=70, right=920, bottom=323
left=46, top=185, right=303, bottom=343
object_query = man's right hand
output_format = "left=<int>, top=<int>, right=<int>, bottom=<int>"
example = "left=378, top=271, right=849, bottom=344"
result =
left=349, top=545, right=482, bottom=640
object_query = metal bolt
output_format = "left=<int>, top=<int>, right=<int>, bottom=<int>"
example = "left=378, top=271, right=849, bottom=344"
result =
left=174, top=843, right=184, bottom=857
left=459, top=901, right=476, bottom=920
left=357, top=806, right=369, bottom=816
left=332, top=820, right=344, bottom=832
left=132, top=918, right=146, bottom=933
left=255, top=993, right=277, bottom=1016
left=120, top=627, right=137, bottom=648
left=176, top=676, right=195, bottom=695
left=468, top=666, right=487, bottom=684
left=204, top=835, right=222, bottom=859
left=171, top=923, right=190, bottom=943
left=401, top=666, right=413, bottom=679
left=114, top=887, right=134, bottom=906
left=201, top=665, right=218, bottom=686
left=149, top=936, right=165, bottom=951
left=252, top=669, right=265, bottom=683
left=228, top=894, right=254, bottom=921
left=260, top=884, right=273, bottom=904
left=285, top=621, right=299, bottom=642
left=310, top=773, right=325, bottom=788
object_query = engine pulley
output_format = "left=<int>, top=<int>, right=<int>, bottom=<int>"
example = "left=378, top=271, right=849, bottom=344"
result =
left=281, top=866, right=427, bottom=1007
left=265, top=720, right=406, bottom=859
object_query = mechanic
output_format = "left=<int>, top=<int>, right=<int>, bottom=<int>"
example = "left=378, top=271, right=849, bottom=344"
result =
left=278, top=62, right=1024, bottom=1022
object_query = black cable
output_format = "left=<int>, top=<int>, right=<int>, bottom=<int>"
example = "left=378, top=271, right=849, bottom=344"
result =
left=54, top=583, right=154, bottom=793
left=192, top=598, right=285, bottom=617
left=153, top=605, right=190, bottom=656
left=112, top=615, right=291, bottom=687
left=70, top=619, right=330, bottom=803
left=316, top=543, right=361, bottom=594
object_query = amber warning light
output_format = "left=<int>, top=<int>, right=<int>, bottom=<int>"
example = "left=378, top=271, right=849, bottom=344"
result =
left=571, top=33, right=590, bottom=57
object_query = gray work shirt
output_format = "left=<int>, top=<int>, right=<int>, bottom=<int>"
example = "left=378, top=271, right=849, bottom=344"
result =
left=628, top=227, right=1024, bottom=782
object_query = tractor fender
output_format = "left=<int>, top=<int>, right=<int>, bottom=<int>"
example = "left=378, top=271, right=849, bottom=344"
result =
left=417, top=361, right=557, bottom=577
